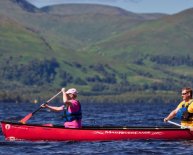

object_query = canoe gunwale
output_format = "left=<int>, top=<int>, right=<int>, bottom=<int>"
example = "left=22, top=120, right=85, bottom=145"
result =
left=1, top=120, right=193, bottom=141
left=1, top=120, right=187, bottom=130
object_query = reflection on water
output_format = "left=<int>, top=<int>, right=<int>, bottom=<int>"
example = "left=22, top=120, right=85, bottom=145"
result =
left=1, top=102, right=193, bottom=155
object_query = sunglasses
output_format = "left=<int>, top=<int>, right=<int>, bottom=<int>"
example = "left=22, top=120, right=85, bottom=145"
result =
left=182, top=92, right=188, bottom=95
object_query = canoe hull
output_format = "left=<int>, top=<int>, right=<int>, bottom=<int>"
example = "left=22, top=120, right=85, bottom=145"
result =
left=1, top=121, right=193, bottom=141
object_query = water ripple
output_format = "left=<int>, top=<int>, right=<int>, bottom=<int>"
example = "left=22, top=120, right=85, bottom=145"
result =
left=0, top=102, right=192, bottom=155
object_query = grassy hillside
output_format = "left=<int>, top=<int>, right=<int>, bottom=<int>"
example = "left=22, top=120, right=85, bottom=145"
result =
left=88, top=9, right=193, bottom=58
left=0, top=0, right=192, bottom=104
left=86, top=8, right=193, bottom=88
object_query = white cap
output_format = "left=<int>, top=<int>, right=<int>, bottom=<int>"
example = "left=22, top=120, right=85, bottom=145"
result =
left=66, top=88, right=78, bottom=95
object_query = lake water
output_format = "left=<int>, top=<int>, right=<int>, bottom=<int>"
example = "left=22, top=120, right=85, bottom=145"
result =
left=1, top=101, right=193, bottom=155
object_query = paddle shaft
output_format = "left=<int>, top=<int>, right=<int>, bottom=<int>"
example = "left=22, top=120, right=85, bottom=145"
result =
left=32, top=90, right=62, bottom=115
left=167, top=120, right=189, bottom=129
left=35, top=90, right=62, bottom=113
left=46, top=90, right=62, bottom=103
left=20, top=90, right=62, bottom=123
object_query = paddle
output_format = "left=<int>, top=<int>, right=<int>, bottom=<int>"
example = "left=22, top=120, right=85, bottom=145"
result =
left=167, top=120, right=189, bottom=129
left=19, top=90, right=62, bottom=124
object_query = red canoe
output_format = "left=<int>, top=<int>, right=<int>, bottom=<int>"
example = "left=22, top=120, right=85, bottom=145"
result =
left=1, top=120, right=193, bottom=141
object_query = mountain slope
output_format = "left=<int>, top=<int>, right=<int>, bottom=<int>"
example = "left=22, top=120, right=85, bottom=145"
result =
left=87, top=8, right=193, bottom=62
left=0, top=1, right=166, bottom=50
left=0, top=0, right=193, bottom=103
left=0, top=14, right=54, bottom=59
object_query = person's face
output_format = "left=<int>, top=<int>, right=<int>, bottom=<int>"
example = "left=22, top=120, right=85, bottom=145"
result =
left=181, top=90, right=190, bottom=101
left=67, top=94, right=73, bottom=99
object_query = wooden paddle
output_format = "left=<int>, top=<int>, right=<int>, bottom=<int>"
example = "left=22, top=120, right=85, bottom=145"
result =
left=19, top=90, right=62, bottom=124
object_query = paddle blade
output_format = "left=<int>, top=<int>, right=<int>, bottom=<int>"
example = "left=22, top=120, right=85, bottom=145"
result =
left=19, top=113, right=32, bottom=124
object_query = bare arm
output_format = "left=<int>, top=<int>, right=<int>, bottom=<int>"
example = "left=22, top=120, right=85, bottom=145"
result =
left=164, top=107, right=180, bottom=122
left=61, top=88, right=72, bottom=107
left=42, top=104, right=63, bottom=112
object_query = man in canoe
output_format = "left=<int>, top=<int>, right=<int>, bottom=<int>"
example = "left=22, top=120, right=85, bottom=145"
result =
left=164, top=87, right=193, bottom=127
left=42, top=88, right=82, bottom=128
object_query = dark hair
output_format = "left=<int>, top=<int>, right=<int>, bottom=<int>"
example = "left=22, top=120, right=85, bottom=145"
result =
left=182, top=87, right=192, bottom=98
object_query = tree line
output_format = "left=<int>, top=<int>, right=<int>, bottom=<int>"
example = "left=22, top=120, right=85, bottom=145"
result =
left=1, top=56, right=193, bottom=103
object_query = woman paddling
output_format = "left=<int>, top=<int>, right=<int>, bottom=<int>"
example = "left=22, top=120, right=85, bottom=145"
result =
left=42, top=88, right=82, bottom=128
left=164, top=87, right=193, bottom=127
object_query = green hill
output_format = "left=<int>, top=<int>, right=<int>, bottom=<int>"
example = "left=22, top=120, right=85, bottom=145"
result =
left=87, top=8, right=193, bottom=88
left=0, top=0, right=192, bottom=104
